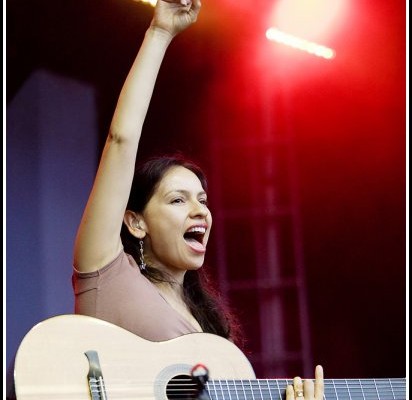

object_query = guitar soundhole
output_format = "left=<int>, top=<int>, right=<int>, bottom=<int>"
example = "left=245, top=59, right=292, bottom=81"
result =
left=166, top=374, right=199, bottom=399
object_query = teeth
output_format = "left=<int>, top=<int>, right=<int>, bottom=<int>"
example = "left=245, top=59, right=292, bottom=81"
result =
left=187, top=227, right=206, bottom=234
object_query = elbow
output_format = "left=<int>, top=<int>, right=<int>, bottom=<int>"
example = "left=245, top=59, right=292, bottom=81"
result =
left=107, top=126, right=126, bottom=145
left=107, top=124, right=141, bottom=145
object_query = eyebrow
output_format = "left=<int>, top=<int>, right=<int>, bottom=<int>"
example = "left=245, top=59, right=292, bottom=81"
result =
left=165, top=189, right=207, bottom=197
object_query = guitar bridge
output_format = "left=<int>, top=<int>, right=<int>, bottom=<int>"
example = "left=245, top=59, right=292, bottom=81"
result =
left=85, top=350, right=108, bottom=400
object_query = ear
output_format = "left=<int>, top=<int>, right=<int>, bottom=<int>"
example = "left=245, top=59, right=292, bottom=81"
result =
left=123, top=210, right=147, bottom=239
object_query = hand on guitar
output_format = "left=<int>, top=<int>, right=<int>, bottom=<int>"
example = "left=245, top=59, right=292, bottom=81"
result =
left=286, top=365, right=324, bottom=400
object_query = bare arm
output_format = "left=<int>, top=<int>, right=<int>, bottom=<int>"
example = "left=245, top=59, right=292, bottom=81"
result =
left=74, top=0, right=201, bottom=272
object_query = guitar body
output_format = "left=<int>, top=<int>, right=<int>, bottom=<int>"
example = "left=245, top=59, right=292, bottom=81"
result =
left=14, top=314, right=255, bottom=400
left=14, top=314, right=406, bottom=400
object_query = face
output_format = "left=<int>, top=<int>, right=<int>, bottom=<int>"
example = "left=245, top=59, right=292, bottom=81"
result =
left=141, top=166, right=212, bottom=279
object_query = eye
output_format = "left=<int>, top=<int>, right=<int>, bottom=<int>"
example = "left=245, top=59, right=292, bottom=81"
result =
left=171, top=198, right=185, bottom=204
left=199, top=198, right=208, bottom=206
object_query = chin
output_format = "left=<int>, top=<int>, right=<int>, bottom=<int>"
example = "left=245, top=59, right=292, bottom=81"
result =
left=185, top=259, right=205, bottom=270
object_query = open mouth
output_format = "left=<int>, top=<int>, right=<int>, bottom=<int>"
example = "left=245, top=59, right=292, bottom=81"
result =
left=183, top=226, right=206, bottom=245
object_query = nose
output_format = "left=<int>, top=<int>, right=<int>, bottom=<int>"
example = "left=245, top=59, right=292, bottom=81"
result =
left=190, top=200, right=209, bottom=218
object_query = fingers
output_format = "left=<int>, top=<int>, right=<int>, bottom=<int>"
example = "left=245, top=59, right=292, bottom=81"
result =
left=286, top=384, right=295, bottom=400
left=161, top=0, right=188, bottom=4
left=314, top=365, right=324, bottom=399
left=191, top=0, right=201, bottom=13
left=153, top=0, right=201, bottom=35
left=160, top=0, right=201, bottom=10
left=303, top=379, right=314, bottom=398
left=288, top=365, right=324, bottom=400
left=157, top=0, right=200, bottom=16
left=294, top=376, right=305, bottom=398
left=161, top=0, right=191, bottom=6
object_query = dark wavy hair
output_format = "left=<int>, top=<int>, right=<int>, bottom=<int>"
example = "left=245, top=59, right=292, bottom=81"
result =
left=120, top=154, right=243, bottom=346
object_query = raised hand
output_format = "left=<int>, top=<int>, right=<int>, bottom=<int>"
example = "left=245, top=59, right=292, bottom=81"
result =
left=151, top=0, right=201, bottom=38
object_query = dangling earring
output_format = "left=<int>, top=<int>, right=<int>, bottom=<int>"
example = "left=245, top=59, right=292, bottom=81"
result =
left=139, top=239, right=146, bottom=271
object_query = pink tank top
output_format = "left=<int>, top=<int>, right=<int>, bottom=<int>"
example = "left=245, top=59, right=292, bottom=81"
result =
left=72, top=250, right=200, bottom=341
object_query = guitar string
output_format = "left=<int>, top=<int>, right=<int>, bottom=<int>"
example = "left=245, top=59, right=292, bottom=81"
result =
left=30, top=379, right=405, bottom=400
left=25, top=379, right=406, bottom=400
left=91, top=378, right=405, bottom=400
left=104, top=378, right=405, bottom=389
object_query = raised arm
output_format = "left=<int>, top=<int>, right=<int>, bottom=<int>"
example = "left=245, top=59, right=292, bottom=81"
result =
left=74, top=0, right=201, bottom=272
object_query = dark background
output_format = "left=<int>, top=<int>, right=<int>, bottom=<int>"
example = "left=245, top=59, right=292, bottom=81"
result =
left=7, top=0, right=406, bottom=380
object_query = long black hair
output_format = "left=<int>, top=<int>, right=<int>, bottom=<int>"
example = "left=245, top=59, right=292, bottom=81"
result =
left=120, top=154, right=243, bottom=346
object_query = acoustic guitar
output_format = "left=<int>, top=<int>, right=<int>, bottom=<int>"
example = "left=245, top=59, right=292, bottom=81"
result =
left=14, top=314, right=405, bottom=399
